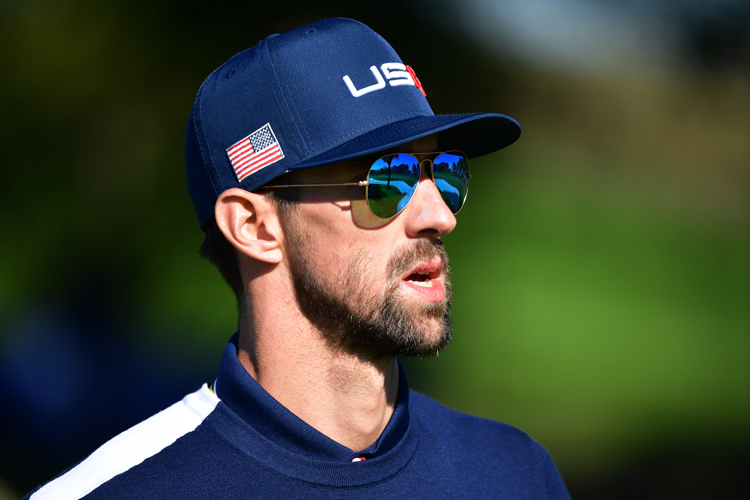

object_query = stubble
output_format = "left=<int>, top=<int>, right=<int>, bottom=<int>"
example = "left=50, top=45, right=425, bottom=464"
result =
left=284, top=217, right=453, bottom=359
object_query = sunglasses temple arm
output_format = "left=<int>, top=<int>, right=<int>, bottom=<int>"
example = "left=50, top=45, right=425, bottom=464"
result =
left=260, top=181, right=369, bottom=189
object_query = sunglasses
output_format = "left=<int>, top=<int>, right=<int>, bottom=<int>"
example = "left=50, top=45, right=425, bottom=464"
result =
left=262, top=151, right=470, bottom=228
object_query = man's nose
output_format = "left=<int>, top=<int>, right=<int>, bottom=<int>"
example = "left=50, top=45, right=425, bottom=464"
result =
left=402, top=160, right=457, bottom=238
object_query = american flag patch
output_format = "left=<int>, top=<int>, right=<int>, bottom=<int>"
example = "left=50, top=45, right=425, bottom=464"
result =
left=226, top=123, right=285, bottom=182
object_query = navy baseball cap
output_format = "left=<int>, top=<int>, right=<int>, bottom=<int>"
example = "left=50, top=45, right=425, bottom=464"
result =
left=186, top=17, right=521, bottom=229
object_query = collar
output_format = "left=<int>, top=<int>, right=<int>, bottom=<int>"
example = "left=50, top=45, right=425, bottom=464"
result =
left=214, top=334, right=412, bottom=463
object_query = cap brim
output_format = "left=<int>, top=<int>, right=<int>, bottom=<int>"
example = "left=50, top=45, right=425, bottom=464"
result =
left=290, top=113, right=520, bottom=171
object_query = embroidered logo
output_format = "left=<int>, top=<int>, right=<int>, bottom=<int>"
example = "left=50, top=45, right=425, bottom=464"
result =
left=343, top=63, right=426, bottom=98
left=226, top=123, right=284, bottom=182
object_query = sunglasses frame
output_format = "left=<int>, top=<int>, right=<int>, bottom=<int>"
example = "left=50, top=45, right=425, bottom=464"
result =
left=260, top=151, right=470, bottom=228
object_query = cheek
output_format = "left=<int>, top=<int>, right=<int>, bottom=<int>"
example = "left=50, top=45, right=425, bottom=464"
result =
left=294, top=204, right=399, bottom=286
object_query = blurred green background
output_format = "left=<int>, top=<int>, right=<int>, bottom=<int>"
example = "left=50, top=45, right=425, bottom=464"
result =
left=1, top=0, right=748, bottom=498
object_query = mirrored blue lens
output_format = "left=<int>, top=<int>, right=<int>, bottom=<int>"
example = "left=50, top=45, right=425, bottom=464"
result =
left=432, top=152, right=469, bottom=213
left=367, top=154, right=420, bottom=218
left=366, top=151, right=469, bottom=218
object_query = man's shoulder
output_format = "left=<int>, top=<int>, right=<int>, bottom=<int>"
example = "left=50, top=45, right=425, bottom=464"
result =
left=408, top=389, right=571, bottom=498
left=409, top=389, right=533, bottom=445
left=408, top=389, right=555, bottom=468
left=24, top=385, right=220, bottom=500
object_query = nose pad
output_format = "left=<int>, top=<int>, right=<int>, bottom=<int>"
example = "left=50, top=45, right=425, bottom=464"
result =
left=419, top=158, right=435, bottom=181
left=408, top=157, right=456, bottom=237
left=416, top=157, right=452, bottom=212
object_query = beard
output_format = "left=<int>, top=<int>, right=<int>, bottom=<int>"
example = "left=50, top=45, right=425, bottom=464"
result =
left=284, top=221, right=453, bottom=359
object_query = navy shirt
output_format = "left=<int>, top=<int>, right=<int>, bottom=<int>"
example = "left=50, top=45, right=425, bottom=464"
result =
left=27, top=336, right=571, bottom=499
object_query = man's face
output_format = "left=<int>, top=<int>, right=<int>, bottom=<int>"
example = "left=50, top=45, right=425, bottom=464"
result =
left=279, top=135, right=458, bottom=358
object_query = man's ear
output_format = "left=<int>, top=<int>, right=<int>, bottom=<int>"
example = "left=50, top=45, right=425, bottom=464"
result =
left=214, top=188, right=284, bottom=264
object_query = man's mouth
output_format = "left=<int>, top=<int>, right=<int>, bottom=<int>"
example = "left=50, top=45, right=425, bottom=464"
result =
left=404, top=269, right=439, bottom=288
left=401, top=259, right=444, bottom=300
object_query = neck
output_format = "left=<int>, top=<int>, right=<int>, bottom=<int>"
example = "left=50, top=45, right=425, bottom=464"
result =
left=237, top=292, right=399, bottom=452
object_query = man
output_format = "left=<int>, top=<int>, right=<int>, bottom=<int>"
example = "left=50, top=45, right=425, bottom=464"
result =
left=27, top=18, right=570, bottom=499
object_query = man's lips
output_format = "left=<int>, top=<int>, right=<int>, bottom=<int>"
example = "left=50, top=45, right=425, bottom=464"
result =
left=401, top=258, right=442, bottom=279
left=401, top=259, right=445, bottom=302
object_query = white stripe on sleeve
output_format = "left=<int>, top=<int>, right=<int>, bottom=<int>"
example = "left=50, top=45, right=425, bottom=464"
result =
left=31, top=384, right=220, bottom=500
